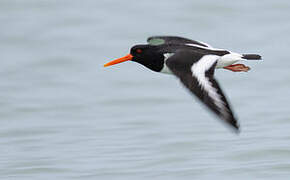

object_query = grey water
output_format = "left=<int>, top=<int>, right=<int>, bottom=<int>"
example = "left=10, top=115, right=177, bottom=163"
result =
left=1, top=0, right=290, bottom=179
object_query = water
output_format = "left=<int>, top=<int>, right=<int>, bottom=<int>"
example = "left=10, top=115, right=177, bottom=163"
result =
left=1, top=0, right=290, bottom=179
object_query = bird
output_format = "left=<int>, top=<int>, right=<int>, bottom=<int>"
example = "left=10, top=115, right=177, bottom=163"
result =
left=104, top=36, right=262, bottom=132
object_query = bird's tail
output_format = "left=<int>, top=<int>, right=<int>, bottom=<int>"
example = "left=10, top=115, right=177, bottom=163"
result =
left=242, top=54, right=262, bottom=60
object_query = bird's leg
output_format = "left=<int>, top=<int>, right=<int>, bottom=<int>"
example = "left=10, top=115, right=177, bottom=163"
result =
left=223, top=64, right=250, bottom=72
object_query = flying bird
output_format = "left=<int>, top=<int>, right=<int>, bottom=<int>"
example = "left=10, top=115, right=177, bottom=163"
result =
left=104, top=36, right=262, bottom=131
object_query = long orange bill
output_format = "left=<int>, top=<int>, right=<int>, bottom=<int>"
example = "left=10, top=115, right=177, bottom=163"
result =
left=104, top=54, right=133, bottom=67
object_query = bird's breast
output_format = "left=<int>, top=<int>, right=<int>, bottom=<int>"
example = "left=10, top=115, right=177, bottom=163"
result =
left=160, top=64, right=173, bottom=74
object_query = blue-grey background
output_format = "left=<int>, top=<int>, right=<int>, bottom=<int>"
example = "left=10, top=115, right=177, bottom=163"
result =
left=1, top=0, right=290, bottom=179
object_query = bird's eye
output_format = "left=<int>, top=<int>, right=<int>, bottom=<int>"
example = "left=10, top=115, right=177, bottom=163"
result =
left=136, top=49, right=142, bottom=53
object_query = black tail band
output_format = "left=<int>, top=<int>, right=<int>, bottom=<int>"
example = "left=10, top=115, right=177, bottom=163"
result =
left=242, top=54, right=262, bottom=60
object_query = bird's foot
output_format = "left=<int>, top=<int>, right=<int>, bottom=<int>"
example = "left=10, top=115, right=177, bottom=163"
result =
left=223, top=64, right=250, bottom=72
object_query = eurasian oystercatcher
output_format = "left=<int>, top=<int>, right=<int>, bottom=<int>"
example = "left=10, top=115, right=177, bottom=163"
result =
left=104, top=36, right=262, bottom=132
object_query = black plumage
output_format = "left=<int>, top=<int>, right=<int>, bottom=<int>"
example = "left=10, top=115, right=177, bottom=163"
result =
left=104, top=36, right=262, bottom=132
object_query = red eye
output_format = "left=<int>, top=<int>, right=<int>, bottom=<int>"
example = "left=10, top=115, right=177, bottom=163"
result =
left=136, top=49, right=142, bottom=53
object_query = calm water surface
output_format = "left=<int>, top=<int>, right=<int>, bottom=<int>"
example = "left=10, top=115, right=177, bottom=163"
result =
left=1, top=0, right=290, bottom=179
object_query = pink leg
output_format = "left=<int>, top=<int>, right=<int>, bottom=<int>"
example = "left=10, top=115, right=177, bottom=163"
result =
left=223, top=64, right=250, bottom=72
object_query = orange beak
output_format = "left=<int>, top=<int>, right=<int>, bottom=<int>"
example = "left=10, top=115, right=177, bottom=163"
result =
left=104, top=54, right=133, bottom=67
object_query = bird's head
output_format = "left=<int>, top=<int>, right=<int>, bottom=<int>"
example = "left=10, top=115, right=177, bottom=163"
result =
left=104, top=44, right=164, bottom=72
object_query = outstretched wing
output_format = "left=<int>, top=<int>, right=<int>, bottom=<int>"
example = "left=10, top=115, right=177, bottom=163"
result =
left=166, top=50, right=239, bottom=131
left=147, top=36, right=212, bottom=47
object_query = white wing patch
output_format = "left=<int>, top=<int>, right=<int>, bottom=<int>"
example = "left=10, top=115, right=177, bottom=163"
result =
left=196, top=40, right=212, bottom=48
left=185, top=40, right=212, bottom=48
left=185, top=43, right=226, bottom=51
left=191, top=55, right=229, bottom=118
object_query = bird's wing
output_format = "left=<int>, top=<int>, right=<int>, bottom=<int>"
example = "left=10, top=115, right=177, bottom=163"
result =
left=147, top=36, right=212, bottom=47
left=166, top=50, right=239, bottom=131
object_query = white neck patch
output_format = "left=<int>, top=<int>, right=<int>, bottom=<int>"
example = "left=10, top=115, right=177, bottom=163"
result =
left=160, top=53, right=174, bottom=74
